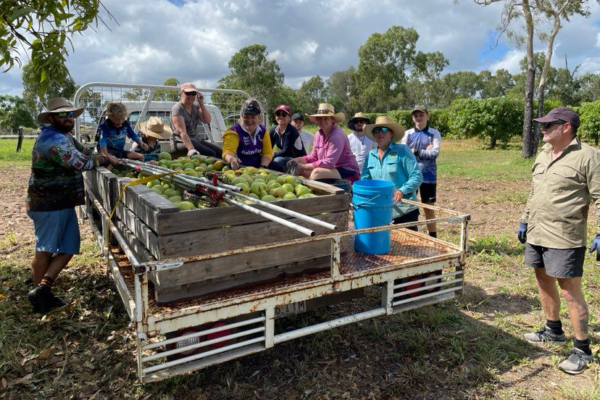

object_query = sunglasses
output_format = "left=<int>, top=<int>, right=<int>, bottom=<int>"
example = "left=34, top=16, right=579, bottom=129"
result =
left=55, top=111, right=74, bottom=118
left=539, top=120, right=566, bottom=130
left=185, top=91, right=197, bottom=96
left=275, top=112, right=289, bottom=117
left=355, top=120, right=367, bottom=124
left=372, top=127, right=391, bottom=134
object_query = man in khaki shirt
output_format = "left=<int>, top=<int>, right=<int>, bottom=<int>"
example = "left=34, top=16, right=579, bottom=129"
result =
left=518, top=107, right=600, bottom=374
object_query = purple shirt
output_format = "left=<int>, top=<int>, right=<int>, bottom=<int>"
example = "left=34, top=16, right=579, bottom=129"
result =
left=304, top=124, right=359, bottom=175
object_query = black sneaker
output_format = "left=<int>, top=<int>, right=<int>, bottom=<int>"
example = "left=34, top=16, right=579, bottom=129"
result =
left=524, top=327, right=567, bottom=344
left=27, top=285, right=66, bottom=314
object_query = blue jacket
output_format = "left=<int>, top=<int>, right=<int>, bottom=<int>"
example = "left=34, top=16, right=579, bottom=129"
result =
left=97, top=119, right=140, bottom=155
left=360, top=142, right=422, bottom=217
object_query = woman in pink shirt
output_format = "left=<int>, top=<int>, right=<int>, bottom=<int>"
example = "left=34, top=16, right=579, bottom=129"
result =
left=288, top=103, right=360, bottom=182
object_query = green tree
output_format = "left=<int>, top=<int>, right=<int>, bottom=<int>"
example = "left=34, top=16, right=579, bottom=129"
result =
left=155, top=77, right=180, bottom=101
left=216, top=44, right=284, bottom=110
left=326, top=67, right=355, bottom=114
left=577, top=73, right=600, bottom=103
left=579, top=100, right=600, bottom=145
left=297, top=75, right=328, bottom=113
left=21, top=61, right=77, bottom=117
left=0, top=95, right=36, bottom=133
left=448, top=97, right=524, bottom=149
left=478, top=69, right=515, bottom=98
left=1, top=1, right=115, bottom=98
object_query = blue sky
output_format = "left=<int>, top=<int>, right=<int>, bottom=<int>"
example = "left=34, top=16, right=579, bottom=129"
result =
left=1, top=0, right=599, bottom=95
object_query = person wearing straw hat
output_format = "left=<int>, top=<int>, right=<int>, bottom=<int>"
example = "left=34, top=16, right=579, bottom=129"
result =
left=287, top=103, right=360, bottom=182
left=26, top=98, right=118, bottom=314
left=361, top=116, right=422, bottom=229
left=131, top=116, right=173, bottom=163
left=171, top=82, right=222, bottom=159
left=348, top=112, right=375, bottom=171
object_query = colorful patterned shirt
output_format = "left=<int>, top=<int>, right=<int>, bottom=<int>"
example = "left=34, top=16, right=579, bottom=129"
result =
left=27, top=126, right=101, bottom=211
left=97, top=119, right=140, bottom=156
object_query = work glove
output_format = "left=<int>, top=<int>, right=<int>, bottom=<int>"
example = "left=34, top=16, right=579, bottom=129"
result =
left=187, top=149, right=200, bottom=157
left=589, top=233, right=600, bottom=261
left=517, top=222, right=528, bottom=244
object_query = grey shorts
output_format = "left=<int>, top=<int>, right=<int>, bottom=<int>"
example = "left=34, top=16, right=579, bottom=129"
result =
left=524, top=243, right=585, bottom=278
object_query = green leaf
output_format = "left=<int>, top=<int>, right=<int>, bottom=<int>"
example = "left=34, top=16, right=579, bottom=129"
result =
left=9, top=7, right=32, bottom=21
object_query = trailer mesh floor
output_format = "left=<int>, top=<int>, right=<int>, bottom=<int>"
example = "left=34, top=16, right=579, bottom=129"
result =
left=113, top=228, right=459, bottom=314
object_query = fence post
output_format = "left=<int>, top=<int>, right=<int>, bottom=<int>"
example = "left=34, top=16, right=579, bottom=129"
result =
left=16, top=127, right=24, bottom=152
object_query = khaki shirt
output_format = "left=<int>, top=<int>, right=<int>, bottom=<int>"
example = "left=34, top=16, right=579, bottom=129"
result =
left=522, top=137, right=600, bottom=249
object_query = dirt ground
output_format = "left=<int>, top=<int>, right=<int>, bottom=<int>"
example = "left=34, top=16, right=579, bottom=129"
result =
left=1, top=166, right=598, bottom=399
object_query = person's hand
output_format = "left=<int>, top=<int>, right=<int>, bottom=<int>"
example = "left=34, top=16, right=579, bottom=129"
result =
left=230, top=158, right=241, bottom=170
left=589, top=233, right=600, bottom=261
left=394, top=189, right=404, bottom=203
left=141, top=142, right=149, bottom=151
left=197, top=92, right=205, bottom=106
left=426, top=144, right=433, bottom=150
left=517, top=222, right=528, bottom=244
left=187, top=149, right=200, bottom=157
left=108, top=155, right=119, bottom=166
left=149, top=160, right=157, bottom=165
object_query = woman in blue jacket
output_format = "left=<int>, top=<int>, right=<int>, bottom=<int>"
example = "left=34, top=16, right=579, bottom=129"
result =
left=361, top=116, right=422, bottom=229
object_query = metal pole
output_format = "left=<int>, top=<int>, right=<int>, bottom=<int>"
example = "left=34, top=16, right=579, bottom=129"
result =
left=223, top=198, right=315, bottom=237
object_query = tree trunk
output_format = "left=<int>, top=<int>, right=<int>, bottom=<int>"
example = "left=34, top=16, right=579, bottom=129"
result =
left=521, top=0, right=536, bottom=158
left=534, top=3, right=562, bottom=155
left=490, top=135, right=497, bottom=150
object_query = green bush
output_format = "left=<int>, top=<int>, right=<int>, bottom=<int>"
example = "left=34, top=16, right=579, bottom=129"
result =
left=579, top=101, right=600, bottom=145
left=447, top=97, right=524, bottom=148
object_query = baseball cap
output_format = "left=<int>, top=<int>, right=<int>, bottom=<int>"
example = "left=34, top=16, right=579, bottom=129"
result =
left=275, top=105, right=291, bottom=115
left=411, top=105, right=428, bottom=114
left=534, top=107, right=580, bottom=128
left=180, top=82, right=197, bottom=93
left=291, top=112, right=304, bottom=121
left=242, top=99, right=261, bottom=115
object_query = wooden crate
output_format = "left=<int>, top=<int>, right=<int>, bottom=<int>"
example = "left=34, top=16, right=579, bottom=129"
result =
left=85, top=167, right=350, bottom=303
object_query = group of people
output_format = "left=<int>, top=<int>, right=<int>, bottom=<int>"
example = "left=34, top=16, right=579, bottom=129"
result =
left=24, top=83, right=598, bottom=374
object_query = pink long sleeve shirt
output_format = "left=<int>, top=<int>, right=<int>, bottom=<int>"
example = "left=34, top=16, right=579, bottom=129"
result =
left=304, top=124, right=360, bottom=176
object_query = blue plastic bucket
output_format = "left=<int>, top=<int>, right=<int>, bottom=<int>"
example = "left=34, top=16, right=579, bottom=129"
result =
left=352, top=180, right=395, bottom=254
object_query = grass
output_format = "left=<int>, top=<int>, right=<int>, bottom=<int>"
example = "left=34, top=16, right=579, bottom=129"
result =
left=1, top=139, right=600, bottom=398
left=0, top=138, right=34, bottom=167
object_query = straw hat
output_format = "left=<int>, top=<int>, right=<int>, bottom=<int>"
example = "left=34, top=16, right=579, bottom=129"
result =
left=347, top=112, right=371, bottom=131
left=139, top=117, right=173, bottom=139
left=364, top=116, right=405, bottom=143
left=306, top=103, right=345, bottom=124
left=38, top=98, right=84, bottom=124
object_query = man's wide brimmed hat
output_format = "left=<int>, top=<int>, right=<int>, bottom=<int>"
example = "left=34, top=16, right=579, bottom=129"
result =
left=139, top=117, right=172, bottom=139
left=37, top=98, right=84, bottom=124
left=348, top=112, right=371, bottom=131
left=307, top=103, right=345, bottom=124
left=364, top=116, right=405, bottom=143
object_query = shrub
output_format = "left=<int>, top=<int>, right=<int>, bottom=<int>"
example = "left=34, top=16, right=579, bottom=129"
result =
left=579, top=101, right=600, bottom=145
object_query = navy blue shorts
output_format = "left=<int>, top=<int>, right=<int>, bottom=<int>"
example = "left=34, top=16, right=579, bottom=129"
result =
left=336, top=167, right=358, bottom=180
left=27, top=208, right=80, bottom=254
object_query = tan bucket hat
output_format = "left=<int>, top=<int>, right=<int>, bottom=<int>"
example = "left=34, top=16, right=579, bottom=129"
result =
left=364, top=116, right=405, bottom=143
left=306, top=103, right=345, bottom=124
left=347, top=112, right=371, bottom=131
left=37, top=98, right=84, bottom=124
left=139, top=117, right=173, bottom=139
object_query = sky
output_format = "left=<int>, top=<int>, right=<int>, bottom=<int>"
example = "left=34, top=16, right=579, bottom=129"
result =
left=1, top=0, right=599, bottom=96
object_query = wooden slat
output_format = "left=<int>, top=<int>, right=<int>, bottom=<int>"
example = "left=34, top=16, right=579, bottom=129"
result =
left=153, top=256, right=331, bottom=304
left=154, top=211, right=347, bottom=260
left=152, top=239, right=332, bottom=287
left=115, top=204, right=161, bottom=259
left=153, top=193, right=350, bottom=235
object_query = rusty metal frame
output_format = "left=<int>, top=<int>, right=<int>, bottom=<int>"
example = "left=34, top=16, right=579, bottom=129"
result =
left=84, top=185, right=470, bottom=383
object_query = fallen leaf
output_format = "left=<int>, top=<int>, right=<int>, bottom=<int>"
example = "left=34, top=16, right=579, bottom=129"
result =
left=2, top=377, right=7, bottom=388
left=0, top=294, right=5, bottom=301
left=39, top=347, right=53, bottom=360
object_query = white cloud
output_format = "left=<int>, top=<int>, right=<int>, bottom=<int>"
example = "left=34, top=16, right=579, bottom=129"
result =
left=2, top=0, right=599, bottom=96
left=490, top=50, right=525, bottom=74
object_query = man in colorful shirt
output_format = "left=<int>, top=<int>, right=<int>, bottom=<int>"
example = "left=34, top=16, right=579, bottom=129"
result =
left=26, top=98, right=117, bottom=314
left=401, top=105, right=441, bottom=238
left=518, top=107, right=600, bottom=375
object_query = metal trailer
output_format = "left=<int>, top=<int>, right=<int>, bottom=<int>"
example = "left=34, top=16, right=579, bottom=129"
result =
left=75, top=82, right=470, bottom=383
left=83, top=188, right=469, bottom=383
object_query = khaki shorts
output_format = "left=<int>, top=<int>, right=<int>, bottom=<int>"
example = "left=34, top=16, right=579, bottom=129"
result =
left=524, top=243, right=585, bottom=278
